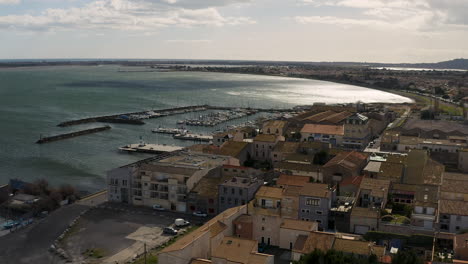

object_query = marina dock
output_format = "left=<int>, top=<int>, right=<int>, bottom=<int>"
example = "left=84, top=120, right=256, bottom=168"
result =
left=173, top=133, right=213, bottom=142
left=119, top=143, right=185, bottom=154
left=36, top=126, right=111, bottom=144
left=57, top=105, right=298, bottom=128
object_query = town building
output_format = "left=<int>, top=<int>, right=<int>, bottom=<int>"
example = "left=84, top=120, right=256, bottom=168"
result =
left=357, top=178, right=391, bottom=209
left=453, top=233, right=468, bottom=261
left=322, top=151, right=368, bottom=184
left=343, top=113, right=371, bottom=150
left=187, top=173, right=230, bottom=216
left=300, top=124, right=344, bottom=147
left=291, top=231, right=335, bottom=261
left=349, top=207, right=379, bottom=234
left=439, top=200, right=468, bottom=233
left=218, top=176, right=263, bottom=213
left=274, top=162, right=322, bottom=182
left=252, top=134, right=281, bottom=162
left=271, top=141, right=300, bottom=163
left=158, top=205, right=253, bottom=264
left=212, top=131, right=233, bottom=147
left=262, top=120, right=288, bottom=136
left=107, top=152, right=231, bottom=212
left=298, top=183, right=335, bottom=230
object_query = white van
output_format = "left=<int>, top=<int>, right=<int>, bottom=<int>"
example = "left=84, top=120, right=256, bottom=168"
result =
left=174, top=218, right=190, bottom=227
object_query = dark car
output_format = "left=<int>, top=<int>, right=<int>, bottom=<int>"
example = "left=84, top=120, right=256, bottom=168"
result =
left=163, top=227, right=178, bottom=235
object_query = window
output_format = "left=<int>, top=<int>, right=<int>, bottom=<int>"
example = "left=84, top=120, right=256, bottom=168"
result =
left=305, top=198, right=320, bottom=206
left=224, top=168, right=228, bottom=172
left=261, top=226, right=265, bottom=231
left=456, top=226, right=460, bottom=231
left=316, top=220, right=322, bottom=224
left=221, top=197, right=225, bottom=204
left=316, top=211, right=323, bottom=215
left=234, top=198, right=238, bottom=205
left=122, top=180, right=127, bottom=186
left=233, top=169, right=237, bottom=172
left=231, top=188, right=235, bottom=195
left=457, top=215, right=462, bottom=221
left=262, top=217, right=265, bottom=222
left=228, top=198, right=232, bottom=204
left=241, top=200, right=245, bottom=205
left=224, top=187, right=227, bottom=194
left=208, top=199, right=214, bottom=204
left=239, top=189, right=243, bottom=195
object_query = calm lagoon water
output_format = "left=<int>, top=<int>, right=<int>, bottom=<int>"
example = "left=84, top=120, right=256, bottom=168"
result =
left=0, top=65, right=411, bottom=191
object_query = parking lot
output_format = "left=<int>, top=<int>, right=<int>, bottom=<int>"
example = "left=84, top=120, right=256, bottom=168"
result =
left=62, top=202, right=206, bottom=264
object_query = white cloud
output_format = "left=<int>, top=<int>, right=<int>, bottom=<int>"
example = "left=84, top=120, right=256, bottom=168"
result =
left=296, top=0, right=468, bottom=32
left=0, top=0, right=255, bottom=32
left=166, top=39, right=212, bottom=43
left=0, top=0, right=20, bottom=4
left=146, top=0, right=252, bottom=9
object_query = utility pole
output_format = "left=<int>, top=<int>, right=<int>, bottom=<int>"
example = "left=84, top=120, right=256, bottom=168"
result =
left=144, top=243, right=147, bottom=264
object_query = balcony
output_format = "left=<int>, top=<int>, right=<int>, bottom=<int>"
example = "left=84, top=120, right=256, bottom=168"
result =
left=412, top=213, right=435, bottom=221
left=248, top=201, right=281, bottom=217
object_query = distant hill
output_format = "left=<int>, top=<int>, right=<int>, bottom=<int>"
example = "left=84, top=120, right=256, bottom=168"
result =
left=376, top=59, right=468, bottom=70
left=1, top=58, right=467, bottom=70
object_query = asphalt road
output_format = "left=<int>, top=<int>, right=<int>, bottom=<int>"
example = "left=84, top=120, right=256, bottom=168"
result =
left=0, top=204, right=89, bottom=264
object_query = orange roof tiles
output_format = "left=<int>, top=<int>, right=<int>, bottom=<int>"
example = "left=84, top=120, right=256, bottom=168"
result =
left=300, top=124, right=344, bottom=136
left=277, top=174, right=310, bottom=187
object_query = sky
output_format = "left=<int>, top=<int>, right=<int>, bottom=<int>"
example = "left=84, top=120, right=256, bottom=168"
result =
left=0, top=0, right=467, bottom=63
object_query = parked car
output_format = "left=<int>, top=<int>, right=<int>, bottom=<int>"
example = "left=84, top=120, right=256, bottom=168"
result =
left=3, top=220, right=20, bottom=230
left=192, top=211, right=207, bottom=217
left=174, top=218, right=190, bottom=227
left=152, top=204, right=165, bottom=211
left=163, top=227, right=178, bottom=235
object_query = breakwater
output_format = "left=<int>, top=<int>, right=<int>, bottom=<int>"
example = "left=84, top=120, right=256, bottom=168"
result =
left=36, top=126, right=111, bottom=144
left=57, top=105, right=298, bottom=128
left=57, top=105, right=209, bottom=127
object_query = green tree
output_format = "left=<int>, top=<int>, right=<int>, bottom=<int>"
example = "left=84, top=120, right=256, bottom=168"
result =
left=391, top=250, right=424, bottom=264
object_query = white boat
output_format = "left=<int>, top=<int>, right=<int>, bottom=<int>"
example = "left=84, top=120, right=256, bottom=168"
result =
left=152, top=127, right=188, bottom=134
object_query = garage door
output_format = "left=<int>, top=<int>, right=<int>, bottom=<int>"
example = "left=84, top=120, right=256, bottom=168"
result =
left=354, top=225, right=369, bottom=234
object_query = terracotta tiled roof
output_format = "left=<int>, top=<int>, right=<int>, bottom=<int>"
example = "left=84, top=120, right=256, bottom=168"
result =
left=219, top=141, right=249, bottom=157
left=273, top=141, right=300, bottom=153
left=277, top=174, right=310, bottom=187
left=359, top=178, right=391, bottom=198
left=281, top=219, right=318, bottom=232
left=323, top=151, right=368, bottom=170
left=442, top=179, right=468, bottom=194
left=263, top=120, right=287, bottom=129
left=212, top=237, right=272, bottom=264
left=293, top=231, right=335, bottom=253
left=300, top=124, right=344, bottom=135
left=340, top=175, right=363, bottom=187
left=160, top=205, right=246, bottom=253
left=254, top=134, right=277, bottom=143
left=440, top=200, right=468, bottom=216
left=299, top=183, right=331, bottom=198
left=351, top=207, right=379, bottom=219
left=333, top=238, right=386, bottom=258
left=275, top=162, right=321, bottom=173
left=256, top=186, right=283, bottom=199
